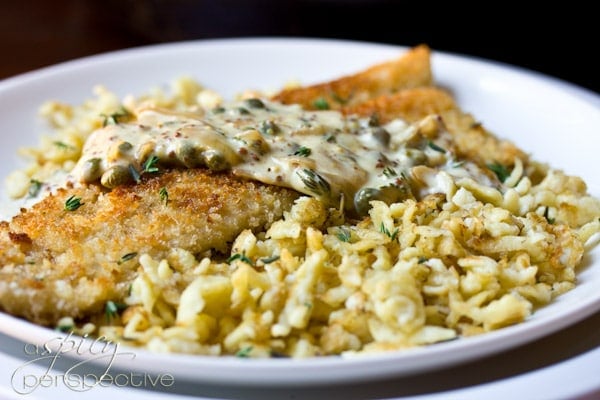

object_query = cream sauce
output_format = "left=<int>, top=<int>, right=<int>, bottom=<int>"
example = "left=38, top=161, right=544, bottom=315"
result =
left=70, top=99, right=495, bottom=215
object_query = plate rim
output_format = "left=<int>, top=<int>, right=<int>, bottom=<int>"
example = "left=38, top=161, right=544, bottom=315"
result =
left=0, top=37, right=599, bottom=386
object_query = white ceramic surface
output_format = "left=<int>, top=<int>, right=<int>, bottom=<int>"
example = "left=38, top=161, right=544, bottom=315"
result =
left=0, top=38, right=599, bottom=387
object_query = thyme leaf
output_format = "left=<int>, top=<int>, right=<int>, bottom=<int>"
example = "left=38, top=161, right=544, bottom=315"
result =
left=105, top=300, right=127, bottom=322
left=28, top=179, right=43, bottom=197
left=53, top=141, right=73, bottom=150
left=118, top=252, right=138, bottom=265
left=313, top=97, right=330, bottom=110
left=383, top=167, right=397, bottom=178
left=64, top=195, right=83, bottom=211
left=101, top=106, right=131, bottom=127
left=487, top=162, right=511, bottom=183
left=159, top=187, right=169, bottom=205
left=143, top=155, right=160, bottom=174
left=129, top=164, right=141, bottom=183
left=380, top=222, right=399, bottom=241
left=427, top=140, right=446, bottom=153
left=296, top=168, right=331, bottom=197
left=227, top=253, right=253, bottom=266
left=235, top=346, right=253, bottom=358
left=293, top=146, right=312, bottom=157
left=260, top=255, right=280, bottom=264
left=336, top=227, right=351, bottom=242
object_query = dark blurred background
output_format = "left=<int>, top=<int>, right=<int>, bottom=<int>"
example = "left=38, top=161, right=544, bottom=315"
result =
left=0, top=0, right=597, bottom=93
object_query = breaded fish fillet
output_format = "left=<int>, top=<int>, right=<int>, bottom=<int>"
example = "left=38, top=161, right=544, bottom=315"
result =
left=341, top=87, right=528, bottom=167
left=0, top=169, right=299, bottom=325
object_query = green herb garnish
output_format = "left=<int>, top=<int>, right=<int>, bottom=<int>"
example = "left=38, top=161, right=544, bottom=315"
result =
left=105, top=300, right=127, bottom=322
left=258, top=120, right=280, bottom=136
left=64, top=195, right=83, bottom=211
left=118, top=252, right=138, bottom=265
left=237, top=107, right=250, bottom=115
left=101, top=106, right=131, bottom=127
left=212, top=106, right=225, bottom=114
left=235, top=346, right=253, bottom=358
left=227, top=253, right=253, bottom=265
left=56, top=324, right=73, bottom=333
left=427, top=140, right=446, bottom=153
left=336, top=227, right=351, bottom=242
left=28, top=179, right=43, bottom=197
left=383, top=167, right=397, bottom=178
left=245, top=98, right=265, bottom=108
left=294, top=146, right=312, bottom=157
left=487, top=162, right=511, bottom=183
left=313, top=98, right=330, bottom=110
left=296, top=168, right=331, bottom=197
left=159, top=187, right=169, bottom=205
left=129, top=164, right=141, bottom=183
left=53, top=141, right=73, bottom=150
left=417, top=256, right=428, bottom=264
left=261, top=255, right=280, bottom=264
left=380, top=222, right=399, bottom=241
left=143, top=155, right=160, bottom=174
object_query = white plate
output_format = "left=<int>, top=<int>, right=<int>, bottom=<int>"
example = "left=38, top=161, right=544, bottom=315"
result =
left=0, top=38, right=599, bottom=386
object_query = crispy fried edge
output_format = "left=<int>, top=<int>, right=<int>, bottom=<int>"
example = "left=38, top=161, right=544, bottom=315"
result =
left=272, top=44, right=432, bottom=109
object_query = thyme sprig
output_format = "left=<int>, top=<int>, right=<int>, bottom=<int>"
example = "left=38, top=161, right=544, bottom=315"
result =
left=380, top=222, right=399, bottom=241
left=64, top=195, right=83, bottom=211
left=159, top=187, right=169, bottom=205
left=487, top=162, right=511, bottom=183
left=294, top=146, right=312, bottom=157
left=296, top=168, right=331, bottom=197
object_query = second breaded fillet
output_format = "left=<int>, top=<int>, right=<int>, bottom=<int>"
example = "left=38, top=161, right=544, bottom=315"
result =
left=341, top=87, right=528, bottom=167
left=0, top=169, right=299, bottom=325
left=272, top=45, right=432, bottom=109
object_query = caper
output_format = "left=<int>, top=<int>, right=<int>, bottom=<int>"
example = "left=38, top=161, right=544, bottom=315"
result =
left=245, top=98, right=265, bottom=109
left=202, top=149, right=229, bottom=171
left=100, top=165, right=132, bottom=189
left=371, top=127, right=390, bottom=147
left=176, top=142, right=204, bottom=168
left=258, top=120, right=280, bottom=136
left=354, top=186, right=410, bottom=215
left=354, top=187, right=381, bottom=216
left=81, top=158, right=102, bottom=182
left=118, top=141, right=133, bottom=153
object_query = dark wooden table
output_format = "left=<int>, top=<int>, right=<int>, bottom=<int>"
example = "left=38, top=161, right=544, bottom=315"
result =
left=1, top=0, right=597, bottom=93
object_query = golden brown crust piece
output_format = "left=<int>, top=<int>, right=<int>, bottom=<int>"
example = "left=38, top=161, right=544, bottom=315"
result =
left=0, top=170, right=299, bottom=325
left=274, top=44, right=527, bottom=167
left=342, top=87, right=457, bottom=123
left=272, top=45, right=432, bottom=109
left=342, top=87, right=528, bottom=166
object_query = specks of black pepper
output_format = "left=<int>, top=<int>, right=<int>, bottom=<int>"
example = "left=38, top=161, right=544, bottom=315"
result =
left=174, top=131, right=182, bottom=138
left=376, top=160, right=385, bottom=168
left=276, top=175, right=283, bottom=182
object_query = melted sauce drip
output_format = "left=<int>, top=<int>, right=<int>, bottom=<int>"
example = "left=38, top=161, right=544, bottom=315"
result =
left=70, top=99, right=496, bottom=215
